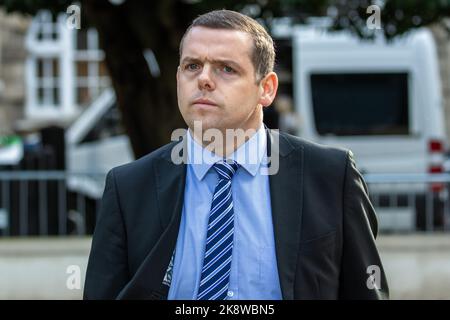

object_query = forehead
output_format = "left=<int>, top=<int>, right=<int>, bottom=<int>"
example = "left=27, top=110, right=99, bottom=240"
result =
left=181, top=26, right=253, bottom=65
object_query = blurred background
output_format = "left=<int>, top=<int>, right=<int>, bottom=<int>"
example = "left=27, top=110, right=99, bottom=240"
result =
left=1, top=0, right=450, bottom=299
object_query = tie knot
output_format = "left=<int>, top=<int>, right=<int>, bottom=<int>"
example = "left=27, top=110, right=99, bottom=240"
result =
left=213, top=160, right=240, bottom=180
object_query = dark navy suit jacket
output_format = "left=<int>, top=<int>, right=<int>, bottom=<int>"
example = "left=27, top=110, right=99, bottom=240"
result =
left=84, top=129, right=389, bottom=300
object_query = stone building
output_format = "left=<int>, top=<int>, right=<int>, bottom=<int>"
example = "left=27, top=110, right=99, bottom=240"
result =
left=0, top=9, right=30, bottom=135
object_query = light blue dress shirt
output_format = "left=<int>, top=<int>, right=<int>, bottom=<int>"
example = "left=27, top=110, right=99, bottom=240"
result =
left=168, top=124, right=283, bottom=300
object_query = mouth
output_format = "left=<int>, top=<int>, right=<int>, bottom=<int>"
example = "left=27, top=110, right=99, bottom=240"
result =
left=192, top=98, right=218, bottom=107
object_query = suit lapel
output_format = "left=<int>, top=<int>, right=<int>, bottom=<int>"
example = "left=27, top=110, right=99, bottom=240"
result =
left=116, top=140, right=187, bottom=300
left=268, top=129, right=304, bottom=300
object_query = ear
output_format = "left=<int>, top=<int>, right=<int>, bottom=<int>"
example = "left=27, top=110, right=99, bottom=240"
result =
left=258, top=72, right=279, bottom=107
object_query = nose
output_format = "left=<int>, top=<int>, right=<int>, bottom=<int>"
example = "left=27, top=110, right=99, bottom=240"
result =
left=197, top=65, right=215, bottom=91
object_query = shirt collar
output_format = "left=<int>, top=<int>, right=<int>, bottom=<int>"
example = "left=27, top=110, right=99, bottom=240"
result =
left=187, top=124, right=267, bottom=180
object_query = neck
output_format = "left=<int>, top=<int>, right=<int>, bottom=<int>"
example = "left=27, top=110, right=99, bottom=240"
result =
left=190, top=122, right=263, bottom=158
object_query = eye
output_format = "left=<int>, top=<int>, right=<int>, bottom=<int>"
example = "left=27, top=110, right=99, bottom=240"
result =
left=222, top=65, right=235, bottom=74
left=185, top=63, right=200, bottom=71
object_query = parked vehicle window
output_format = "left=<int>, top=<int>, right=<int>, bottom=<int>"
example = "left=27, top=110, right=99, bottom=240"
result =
left=80, top=103, right=125, bottom=144
left=310, top=72, right=409, bottom=136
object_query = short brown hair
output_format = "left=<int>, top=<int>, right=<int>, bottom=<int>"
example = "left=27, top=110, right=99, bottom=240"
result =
left=179, top=10, right=275, bottom=81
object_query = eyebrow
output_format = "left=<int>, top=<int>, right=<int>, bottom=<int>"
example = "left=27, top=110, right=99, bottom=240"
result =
left=180, top=56, right=244, bottom=72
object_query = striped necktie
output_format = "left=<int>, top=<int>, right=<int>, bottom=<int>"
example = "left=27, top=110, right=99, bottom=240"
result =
left=197, top=160, right=240, bottom=300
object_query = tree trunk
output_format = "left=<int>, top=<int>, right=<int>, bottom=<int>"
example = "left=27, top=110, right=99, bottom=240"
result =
left=83, top=1, right=185, bottom=159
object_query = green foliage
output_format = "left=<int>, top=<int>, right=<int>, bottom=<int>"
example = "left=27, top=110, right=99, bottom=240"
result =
left=0, top=0, right=70, bottom=15
left=381, top=0, right=450, bottom=37
left=1, top=0, right=449, bottom=38
left=328, top=0, right=450, bottom=39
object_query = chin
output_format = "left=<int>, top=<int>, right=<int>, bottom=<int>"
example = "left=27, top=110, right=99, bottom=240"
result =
left=188, top=117, right=222, bottom=131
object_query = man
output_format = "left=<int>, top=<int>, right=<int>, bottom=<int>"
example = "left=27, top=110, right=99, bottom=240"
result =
left=84, top=9, right=389, bottom=300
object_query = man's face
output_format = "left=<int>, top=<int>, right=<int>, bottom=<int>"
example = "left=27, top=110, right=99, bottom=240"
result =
left=177, top=26, right=265, bottom=134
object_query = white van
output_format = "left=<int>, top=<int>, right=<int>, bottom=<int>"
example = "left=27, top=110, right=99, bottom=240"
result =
left=289, top=26, right=447, bottom=231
